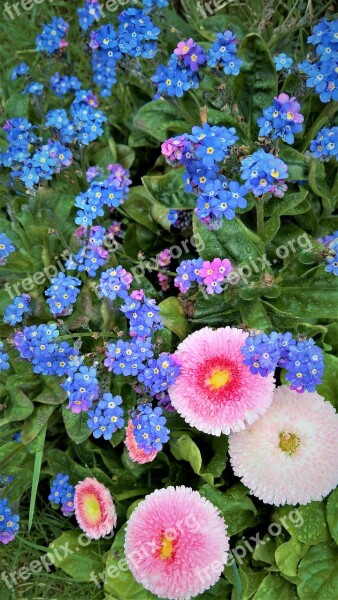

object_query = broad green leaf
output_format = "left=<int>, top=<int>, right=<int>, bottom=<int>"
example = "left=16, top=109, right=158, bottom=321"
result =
left=193, top=214, right=264, bottom=263
left=263, top=189, right=309, bottom=243
left=22, top=405, right=55, bottom=447
left=49, top=531, right=105, bottom=582
left=116, top=144, right=135, bottom=169
left=0, top=441, right=28, bottom=470
left=326, top=488, right=338, bottom=544
left=309, top=158, right=334, bottom=216
left=0, top=388, right=34, bottom=426
left=239, top=298, right=272, bottom=329
left=252, top=535, right=277, bottom=566
left=104, top=526, right=157, bottom=599
left=200, top=483, right=257, bottom=536
left=275, top=538, right=308, bottom=578
left=62, top=404, right=91, bottom=444
left=225, top=562, right=266, bottom=600
left=170, top=434, right=202, bottom=475
left=274, top=502, right=330, bottom=545
left=253, top=574, right=298, bottom=599
left=133, top=99, right=187, bottom=141
left=317, top=353, right=338, bottom=409
left=122, top=186, right=158, bottom=233
left=298, top=542, right=338, bottom=600
left=5, top=93, right=29, bottom=118
left=142, top=169, right=196, bottom=210
left=278, top=145, right=310, bottom=181
left=159, top=297, right=188, bottom=340
left=234, top=33, right=277, bottom=139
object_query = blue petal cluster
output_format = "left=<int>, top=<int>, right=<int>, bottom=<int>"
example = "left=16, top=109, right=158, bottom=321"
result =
left=62, top=365, right=99, bottom=412
left=4, top=294, right=31, bottom=325
left=298, top=19, right=338, bottom=102
left=131, top=403, right=170, bottom=453
left=207, top=30, right=242, bottom=75
left=87, top=393, right=124, bottom=440
left=0, top=342, right=10, bottom=372
left=36, top=17, right=69, bottom=54
left=0, top=233, right=15, bottom=265
left=257, top=93, right=304, bottom=145
left=241, top=330, right=324, bottom=393
left=310, top=126, right=338, bottom=160
left=98, top=266, right=133, bottom=301
left=48, top=474, right=75, bottom=515
left=273, top=53, right=293, bottom=72
left=45, top=272, right=81, bottom=317
left=240, top=149, right=288, bottom=197
left=120, top=293, right=163, bottom=338
left=0, top=499, right=20, bottom=545
left=10, top=62, right=29, bottom=80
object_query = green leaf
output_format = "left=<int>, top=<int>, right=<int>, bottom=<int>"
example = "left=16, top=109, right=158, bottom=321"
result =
left=142, top=169, right=196, bottom=210
left=239, top=298, right=271, bottom=329
left=22, top=405, right=55, bottom=447
left=200, top=483, right=257, bottom=536
left=253, top=574, right=298, bottom=599
left=116, top=144, right=135, bottom=169
left=317, top=353, right=338, bottom=409
left=234, top=33, right=277, bottom=139
left=104, top=526, right=157, bottom=599
left=122, top=186, right=158, bottom=233
left=309, top=158, right=334, bottom=215
left=263, top=189, right=309, bottom=243
left=170, top=434, right=202, bottom=475
left=0, top=388, right=34, bottom=426
left=275, top=537, right=308, bottom=578
left=275, top=502, right=330, bottom=545
left=49, top=531, right=105, bottom=582
left=5, top=93, right=29, bottom=118
left=0, top=441, right=28, bottom=470
left=28, top=444, right=45, bottom=531
left=298, top=542, right=338, bottom=600
left=159, top=297, right=188, bottom=340
left=326, top=488, right=338, bottom=544
left=193, top=214, right=264, bottom=263
left=62, top=404, right=91, bottom=444
left=278, top=145, right=310, bottom=181
left=133, top=99, right=187, bottom=141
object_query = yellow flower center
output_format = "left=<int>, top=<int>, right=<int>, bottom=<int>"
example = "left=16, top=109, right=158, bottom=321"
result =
left=159, top=535, right=174, bottom=560
left=84, top=494, right=101, bottom=522
left=279, top=432, right=300, bottom=455
left=207, top=369, right=230, bottom=389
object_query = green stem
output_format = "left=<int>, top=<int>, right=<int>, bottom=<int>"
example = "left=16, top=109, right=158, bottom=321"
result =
left=256, top=198, right=265, bottom=240
left=57, top=332, right=118, bottom=341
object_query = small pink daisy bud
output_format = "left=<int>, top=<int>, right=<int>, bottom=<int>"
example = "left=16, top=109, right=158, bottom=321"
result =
left=125, top=486, right=229, bottom=599
left=125, top=419, right=158, bottom=464
left=74, top=477, right=117, bottom=539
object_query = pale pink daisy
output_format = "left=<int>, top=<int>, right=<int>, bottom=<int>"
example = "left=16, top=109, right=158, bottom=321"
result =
left=169, top=327, right=275, bottom=435
left=229, top=386, right=338, bottom=506
left=125, top=419, right=158, bottom=464
left=125, top=486, right=229, bottom=600
left=74, top=477, right=117, bottom=539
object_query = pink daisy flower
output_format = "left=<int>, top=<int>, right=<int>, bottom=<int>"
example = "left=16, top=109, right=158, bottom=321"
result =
left=125, top=419, right=158, bottom=464
left=125, top=486, right=229, bottom=600
left=229, top=386, right=338, bottom=506
left=169, top=327, right=275, bottom=435
left=74, top=477, right=117, bottom=539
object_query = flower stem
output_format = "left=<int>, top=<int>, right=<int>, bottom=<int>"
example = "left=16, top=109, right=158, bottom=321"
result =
left=256, top=198, right=265, bottom=240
